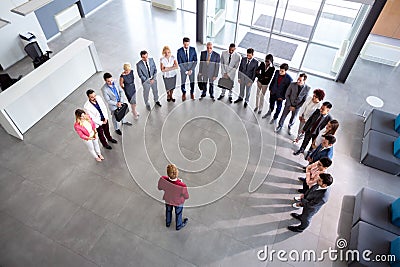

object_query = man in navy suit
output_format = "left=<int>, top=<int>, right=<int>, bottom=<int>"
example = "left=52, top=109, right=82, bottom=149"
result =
left=306, top=134, right=335, bottom=164
left=262, top=63, right=292, bottom=124
left=234, top=48, right=259, bottom=108
left=198, top=42, right=220, bottom=100
left=136, top=50, right=161, bottom=111
left=289, top=173, right=333, bottom=232
left=177, top=37, right=198, bottom=101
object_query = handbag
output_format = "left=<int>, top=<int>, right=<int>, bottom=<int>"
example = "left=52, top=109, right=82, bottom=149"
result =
left=114, top=103, right=129, bottom=122
left=218, top=77, right=234, bottom=90
left=197, top=74, right=207, bottom=91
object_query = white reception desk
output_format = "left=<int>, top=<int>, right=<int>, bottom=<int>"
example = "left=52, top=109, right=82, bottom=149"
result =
left=0, top=38, right=102, bottom=140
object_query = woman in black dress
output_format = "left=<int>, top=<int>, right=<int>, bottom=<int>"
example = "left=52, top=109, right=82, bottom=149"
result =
left=120, top=63, right=139, bottom=119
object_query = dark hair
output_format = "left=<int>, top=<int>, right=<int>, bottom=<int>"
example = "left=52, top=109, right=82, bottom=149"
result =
left=103, top=72, right=112, bottom=80
left=247, top=48, right=254, bottom=54
left=74, top=108, right=86, bottom=122
left=183, top=37, right=190, bottom=43
left=265, top=54, right=274, bottom=64
left=319, top=173, right=333, bottom=186
left=313, top=89, right=325, bottom=101
left=322, top=101, right=332, bottom=109
left=229, top=43, right=236, bottom=48
left=326, top=119, right=339, bottom=135
left=280, top=63, right=289, bottom=71
left=299, top=73, right=307, bottom=81
left=140, top=50, right=148, bottom=57
left=86, top=89, right=95, bottom=97
left=324, top=134, right=336, bottom=145
left=319, top=157, right=332, bottom=168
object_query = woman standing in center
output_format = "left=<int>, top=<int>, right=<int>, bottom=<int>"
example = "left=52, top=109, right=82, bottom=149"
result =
left=160, top=46, right=178, bottom=102
left=120, top=63, right=139, bottom=119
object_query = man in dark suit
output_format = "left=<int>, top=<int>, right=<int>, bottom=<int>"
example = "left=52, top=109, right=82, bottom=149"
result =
left=262, top=63, right=292, bottom=124
left=234, top=48, right=259, bottom=108
left=198, top=42, right=220, bottom=100
left=306, top=134, right=335, bottom=164
left=289, top=173, right=333, bottom=232
left=293, top=102, right=333, bottom=155
left=276, top=73, right=310, bottom=134
left=177, top=37, right=198, bottom=101
left=136, top=50, right=162, bottom=111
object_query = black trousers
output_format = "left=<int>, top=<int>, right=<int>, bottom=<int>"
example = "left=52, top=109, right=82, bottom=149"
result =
left=299, top=131, right=317, bottom=152
left=97, top=122, right=113, bottom=147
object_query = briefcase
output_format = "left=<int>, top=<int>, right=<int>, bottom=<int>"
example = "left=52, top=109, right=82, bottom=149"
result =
left=114, top=103, right=129, bottom=122
left=217, top=77, right=234, bottom=90
left=197, top=74, right=207, bottom=91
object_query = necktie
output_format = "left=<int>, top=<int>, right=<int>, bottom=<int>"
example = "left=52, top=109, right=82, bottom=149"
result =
left=245, top=59, right=250, bottom=70
left=145, top=61, right=151, bottom=78
left=310, top=115, right=323, bottom=133
left=207, top=53, right=211, bottom=65
left=228, top=54, right=231, bottom=65
left=185, top=49, right=189, bottom=61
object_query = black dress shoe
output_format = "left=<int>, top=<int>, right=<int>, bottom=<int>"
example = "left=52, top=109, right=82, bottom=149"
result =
left=288, top=225, right=303, bottom=232
left=156, top=101, right=162, bottom=107
left=298, top=177, right=305, bottom=182
left=176, top=218, right=188, bottom=230
left=244, top=102, right=247, bottom=108
left=228, top=97, right=232, bottom=103
left=109, top=139, right=118, bottom=144
left=166, top=223, right=170, bottom=228
left=217, top=95, right=224, bottom=100
left=104, top=145, right=112, bottom=150
left=234, top=98, right=243, bottom=103
left=297, top=189, right=305, bottom=193
left=290, top=213, right=301, bottom=220
left=115, top=129, right=122, bottom=135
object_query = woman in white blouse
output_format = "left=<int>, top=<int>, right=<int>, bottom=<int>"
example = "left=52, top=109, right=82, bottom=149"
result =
left=293, top=89, right=325, bottom=143
left=160, top=46, right=178, bottom=102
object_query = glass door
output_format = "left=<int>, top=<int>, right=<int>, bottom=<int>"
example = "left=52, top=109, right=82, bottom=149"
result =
left=300, top=0, right=370, bottom=78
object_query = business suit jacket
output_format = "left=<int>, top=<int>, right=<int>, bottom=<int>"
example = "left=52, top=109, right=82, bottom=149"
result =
left=84, top=96, right=109, bottom=127
left=220, top=50, right=241, bottom=81
left=256, top=62, right=275, bottom=85
left=101, top=82, right=126, bottom=111
left=309, top=144, right=333, bottom=163
left=238, top=57, right=258, bottom=83
left=177, top=46, right=197, bottom=73
left=198, top=50, right=220, bottom=79
left=136, top=58, right=157, bottom=84
left=285, top=82, right=311, bottom=108
left=303, top=109, right=332, bottom=136
left=269, top=70, right=292, bottom=99
left=301, top=184, right=330, bottom=214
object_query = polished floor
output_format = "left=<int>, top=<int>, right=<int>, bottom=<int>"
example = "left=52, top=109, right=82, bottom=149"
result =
left=1, top=0, right=400, bottom=266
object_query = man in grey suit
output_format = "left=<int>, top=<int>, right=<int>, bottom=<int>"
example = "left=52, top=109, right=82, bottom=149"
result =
left=136, top=50, right=161, bottom=111
left=101, top=72, right=132, bottom=135
left=198, top=42, right=220, bottom=100
left=289, top=173, right=333, bottom=232
left=276, top=73, right=310, bottom=134
left=218, top=43, right=241, bottom=103
left=234, top=48, right=259, bottom=108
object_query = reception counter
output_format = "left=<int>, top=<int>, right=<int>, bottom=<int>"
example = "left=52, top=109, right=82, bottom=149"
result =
left=0, top=38, right=102, bottom=140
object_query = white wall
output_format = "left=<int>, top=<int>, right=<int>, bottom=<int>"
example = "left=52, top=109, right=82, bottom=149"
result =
left=0, top=0, right=49, bottom=70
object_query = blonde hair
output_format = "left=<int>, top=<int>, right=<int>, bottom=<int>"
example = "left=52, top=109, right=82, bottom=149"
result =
left=162, top=46, right=171, bottom=55
left=123, top=63, right=131, bottom=71
left=166, top=164, right=178, bottom=179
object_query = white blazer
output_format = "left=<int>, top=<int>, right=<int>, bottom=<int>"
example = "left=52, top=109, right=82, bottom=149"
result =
left=84, top=96, right=109, bottom=127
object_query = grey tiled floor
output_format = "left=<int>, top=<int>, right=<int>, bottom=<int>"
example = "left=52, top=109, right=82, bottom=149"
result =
left=1, top=0, right=400, bottom=266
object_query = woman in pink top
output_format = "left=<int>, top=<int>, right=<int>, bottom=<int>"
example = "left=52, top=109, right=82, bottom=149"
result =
left=74, top=109, right=104, bottom=162
left=158, top=164, right=189, bottom=230
left=298, top=157, right=332, bottom=193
